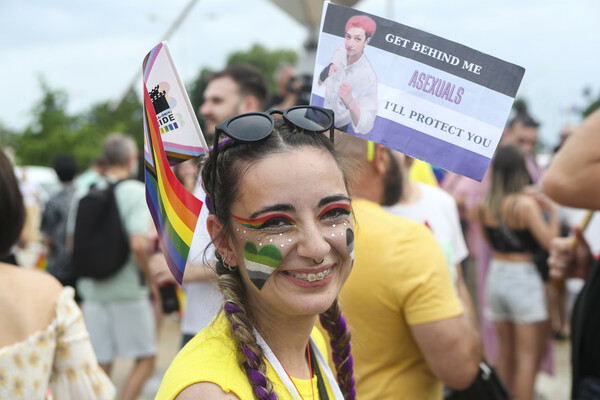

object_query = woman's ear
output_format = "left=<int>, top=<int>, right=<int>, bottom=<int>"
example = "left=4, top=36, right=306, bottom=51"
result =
left=239, top=95, right=259, bottom=114
left=207, top=215, right=239, bottom=266
left=373, top=144, right=390, bottom=175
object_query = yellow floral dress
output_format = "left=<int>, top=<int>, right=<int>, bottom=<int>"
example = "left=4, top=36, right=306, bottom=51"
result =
left=0, top=287, right=115, bottom=399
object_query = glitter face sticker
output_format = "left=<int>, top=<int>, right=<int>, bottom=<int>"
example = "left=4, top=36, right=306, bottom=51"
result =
left=243, top=242, right=283, bottom=290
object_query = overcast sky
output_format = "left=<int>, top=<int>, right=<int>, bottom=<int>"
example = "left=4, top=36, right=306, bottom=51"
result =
left=2, top=0, right=599, bottom=148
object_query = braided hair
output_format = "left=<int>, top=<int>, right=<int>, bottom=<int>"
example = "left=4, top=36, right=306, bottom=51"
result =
left=202, top=118, right=355, bottom=399
left=320, top=300, right=356, bottom=400
left=219, top=267, right=277, bottom=400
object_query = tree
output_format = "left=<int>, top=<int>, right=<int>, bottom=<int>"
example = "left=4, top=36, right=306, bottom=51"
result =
left=186, top=44, right=299, bottom=125
left=188, top=67, right=216, bottom=126
left=14, top=79, right=143, bottom=169
left=0, top=121, right=17, bottom=149
left=581, top=86, right=600, bottom=118
left=15, top=78, right=80, bottom=167
left=78, top=90, right=143, bottom=164
left=226, top=44, right=298, bottom=94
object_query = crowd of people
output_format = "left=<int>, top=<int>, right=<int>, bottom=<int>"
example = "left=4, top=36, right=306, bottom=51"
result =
left=1, top=19, right=599, bottom=400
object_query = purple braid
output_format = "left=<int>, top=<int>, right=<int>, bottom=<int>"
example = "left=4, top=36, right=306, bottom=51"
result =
left=242, top=344, right=277, bottom=400
left=319, top=299, right=356, bottom=400
left=221, top=285, right=278, bottom=400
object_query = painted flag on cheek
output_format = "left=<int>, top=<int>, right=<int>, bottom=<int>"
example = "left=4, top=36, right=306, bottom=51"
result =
left=346, top=227, right=355, bottom=260
left=243, top=242, right=283, bottom=290
left=142, top=41, right=209, bottom=284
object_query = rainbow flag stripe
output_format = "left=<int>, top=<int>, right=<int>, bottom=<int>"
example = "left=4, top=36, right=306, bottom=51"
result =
left=317, top=203, right=352, bottom=219
left=143, top=84, right=203, bottom=283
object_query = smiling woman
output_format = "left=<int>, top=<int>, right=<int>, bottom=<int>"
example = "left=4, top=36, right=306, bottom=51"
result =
left=155, top=108, right=356, bottom=400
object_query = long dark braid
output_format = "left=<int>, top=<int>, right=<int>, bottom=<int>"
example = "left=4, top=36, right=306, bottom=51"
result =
left=320, top=299, right=356, bottom=400
left=218, top=262, right=278, bottom=400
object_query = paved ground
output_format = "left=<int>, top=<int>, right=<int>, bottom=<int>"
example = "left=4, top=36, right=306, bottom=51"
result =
left=110, top=314, right=572, bottom=400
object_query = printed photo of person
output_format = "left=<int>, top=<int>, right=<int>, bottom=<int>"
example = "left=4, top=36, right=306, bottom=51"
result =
left=318, top=14, right=378, bottom=135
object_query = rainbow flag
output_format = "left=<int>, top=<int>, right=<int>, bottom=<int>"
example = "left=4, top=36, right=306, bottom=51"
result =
left=142, top=42, right=208, bottom=283
left=143, top=42, right=207, bottom=165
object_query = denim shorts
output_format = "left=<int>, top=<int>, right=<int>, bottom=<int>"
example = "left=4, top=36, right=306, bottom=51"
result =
left=485, top=259, right=548, bottom=324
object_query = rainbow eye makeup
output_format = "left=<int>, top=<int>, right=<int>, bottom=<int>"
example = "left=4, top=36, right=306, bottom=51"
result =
left=234, top=204, right=353, bottom=290
left=317, top=202, right=352, bottom=221
left=232, top=213, right=297, bottom=230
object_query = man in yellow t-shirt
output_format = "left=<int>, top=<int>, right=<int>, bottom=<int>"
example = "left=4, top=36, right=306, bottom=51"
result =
left=335, top=135, right=482, bottom=399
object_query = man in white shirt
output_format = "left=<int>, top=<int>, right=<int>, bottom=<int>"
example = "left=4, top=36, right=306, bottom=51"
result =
left=318, top=15, right=378, bottom=134
left=150, top=64, right=269, bottom=346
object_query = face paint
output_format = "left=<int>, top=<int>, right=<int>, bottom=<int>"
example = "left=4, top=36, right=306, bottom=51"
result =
left=346, top=227, right=355, bottom=261
left=317, top=202, right=352, bottom=220
left=243, top=242, right=283, bottom=290
left=232, top=202, right=352, bottom=290
left=232, top=214, right=297, bottom=229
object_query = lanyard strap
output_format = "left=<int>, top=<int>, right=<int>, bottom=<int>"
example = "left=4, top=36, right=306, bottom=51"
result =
left=308, top=340, right=329, bottom=400
left=308, top=337, right=344, bottom=400
left=254, top=328, right=344, bottom=400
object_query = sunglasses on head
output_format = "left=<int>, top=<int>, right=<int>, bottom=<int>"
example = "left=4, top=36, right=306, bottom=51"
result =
left=214, top=105, right=335, bottom=143
left=209, top=105, right=335, bottom=213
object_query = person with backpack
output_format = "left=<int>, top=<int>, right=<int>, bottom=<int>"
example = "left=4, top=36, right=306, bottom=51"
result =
left=73, top=133, right=157, bottom=400
left=41, top=155, right=78, bottom=292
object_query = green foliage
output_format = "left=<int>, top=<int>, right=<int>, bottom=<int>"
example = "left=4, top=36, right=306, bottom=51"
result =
left=187, top=67, right=216, bottom=126
left=15, top=79, right=80, bottom=167
left=226, top=44, right=298, bottom=94
left=511, top=98, right=528, bottom=115
left=13, top=78, right=142, bottom=169
left=14, top=44, right=299, bottom=169
left=186, top=44, right=299, bottom=123
left=581, top=86, right=600, bottom=118
left=0, top=121, right=17, bottom=148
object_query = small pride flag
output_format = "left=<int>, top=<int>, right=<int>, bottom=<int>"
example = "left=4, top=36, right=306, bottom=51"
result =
left=142, top=42, right=209, bottom=284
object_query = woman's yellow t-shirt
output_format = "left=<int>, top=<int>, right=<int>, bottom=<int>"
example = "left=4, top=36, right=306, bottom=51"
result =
left=155, top=311, right=336, bottom=399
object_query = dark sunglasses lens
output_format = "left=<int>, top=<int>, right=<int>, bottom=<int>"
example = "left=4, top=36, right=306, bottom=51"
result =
left=286, top=108, right=331, bottom=132
left=227, top=115, right=273, bottom=141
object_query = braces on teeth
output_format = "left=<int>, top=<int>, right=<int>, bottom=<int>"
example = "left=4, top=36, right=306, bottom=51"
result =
left=287, top=268, right=332, bottom=282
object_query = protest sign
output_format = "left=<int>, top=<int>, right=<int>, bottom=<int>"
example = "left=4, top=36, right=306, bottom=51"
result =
left=143, top=41, right=207, bottom=283
left=311, top=2, right=525, bottom=181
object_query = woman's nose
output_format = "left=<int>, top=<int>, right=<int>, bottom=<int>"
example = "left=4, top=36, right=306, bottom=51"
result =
left=296, top=222, right=331, bottom=263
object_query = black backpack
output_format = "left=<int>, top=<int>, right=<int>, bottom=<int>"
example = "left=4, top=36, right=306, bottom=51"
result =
left=71, top=180, right=130, bottom=279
